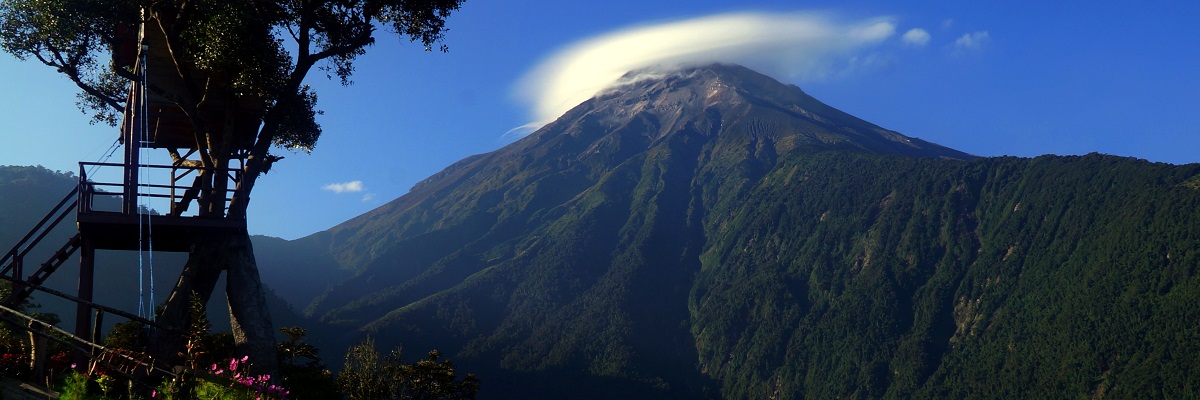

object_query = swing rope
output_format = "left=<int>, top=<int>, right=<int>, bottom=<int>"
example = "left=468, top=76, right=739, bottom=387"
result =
left=135, top=18, right=155, bottom=322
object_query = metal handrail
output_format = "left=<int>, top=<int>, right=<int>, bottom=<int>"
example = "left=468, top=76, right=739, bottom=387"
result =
left=79, top=161, right=243, bottom=219
left=0, top=273, right=172, bottom=334
left=0, top=303, right=178, bottom=382
left=0, top=187, right=78, bottom=276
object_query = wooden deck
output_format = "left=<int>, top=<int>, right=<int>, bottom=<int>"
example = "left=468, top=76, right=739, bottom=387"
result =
left=76, top=211, right=245, bottom=252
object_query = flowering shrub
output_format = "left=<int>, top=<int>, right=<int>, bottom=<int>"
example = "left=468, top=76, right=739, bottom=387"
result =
left=48, top=352, right=71, bottom=371
left=207, top=355, right=290, bottom=399
left=150, top=355, right=289, bottom=399
left=0, top=352, right=28, bottom=376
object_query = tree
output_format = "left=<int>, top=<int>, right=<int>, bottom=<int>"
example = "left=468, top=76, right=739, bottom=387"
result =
left=338, top=337, right=479, bottom=400
left=0, top=0, right=464, bottom=377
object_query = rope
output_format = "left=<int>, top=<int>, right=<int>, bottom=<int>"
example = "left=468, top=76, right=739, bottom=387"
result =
left=143, top=35, right=155, bottom=320
left=136, top=18, right=151, bottom=321
left=84, top=138, right=121, bottom=177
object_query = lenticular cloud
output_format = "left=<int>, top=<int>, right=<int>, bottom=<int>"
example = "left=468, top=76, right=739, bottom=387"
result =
left=514, top=12, right=898, bottom=128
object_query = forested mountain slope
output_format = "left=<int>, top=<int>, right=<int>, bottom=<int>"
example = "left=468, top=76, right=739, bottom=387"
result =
left=687, top=152, right=1200, bottom=398
left=273, top=64, right=1200, bottom=398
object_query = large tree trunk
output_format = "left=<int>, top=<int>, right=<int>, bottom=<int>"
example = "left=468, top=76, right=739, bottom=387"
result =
left=223, top=232, right=279, bottom=376
left=152, top=231, right=278, bottom=377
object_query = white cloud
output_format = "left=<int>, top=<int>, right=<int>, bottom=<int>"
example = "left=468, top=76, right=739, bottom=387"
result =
left=902, top=28, right=931, bottom=47
left=322, top=180, right=364, bottom=193
left=361, top=193, right=377, bottom=202
left=514, top=12, right=898, bottom=128
left=954, top=31, right=990, bottom=51
left=941, top=18, right=955, bottom=30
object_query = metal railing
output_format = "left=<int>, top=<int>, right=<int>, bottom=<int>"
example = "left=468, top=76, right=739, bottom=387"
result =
left=78, top=162, right=243, bottom=219
left=0, top=187, right=78, bottom=282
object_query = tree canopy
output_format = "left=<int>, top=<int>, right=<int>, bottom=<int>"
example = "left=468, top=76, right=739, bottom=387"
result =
left=0, top=0, right=463, bottom=213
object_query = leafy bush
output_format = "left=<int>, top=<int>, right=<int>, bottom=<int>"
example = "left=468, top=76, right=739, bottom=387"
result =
left=338, top=336, right=479, bottom=400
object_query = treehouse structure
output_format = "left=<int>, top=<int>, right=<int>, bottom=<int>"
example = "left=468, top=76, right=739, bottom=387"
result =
left=0, top=15, right=263, bottom=379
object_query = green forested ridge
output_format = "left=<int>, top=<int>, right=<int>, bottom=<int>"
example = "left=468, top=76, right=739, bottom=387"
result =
left=274, top=65, right=1200, bottom=399
left=688, top=152, right=1200, bottom=398
left=0, top=166, right=77, bottom=244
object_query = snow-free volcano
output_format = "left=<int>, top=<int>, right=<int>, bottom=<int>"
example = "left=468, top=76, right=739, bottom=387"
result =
left=260, top=64, right=1200, bottom=399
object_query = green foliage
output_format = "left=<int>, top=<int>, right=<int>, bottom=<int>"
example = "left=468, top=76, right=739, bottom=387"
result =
left=339, top=337, right=389, bottom=400
left=56, top=370, right=96, bottom=400
left=0, top=0, right=463, bottom=151
left=276, top=326, right=341, bottom=399
left=0, top=0, right=138, bottom=124
left=103, top=321, right=147, bottom=352
left=338, top=336, right=479, bottom=400
left=683, top=152, right=1200, bottom=399
left=1, top=0, right=466, bottom=224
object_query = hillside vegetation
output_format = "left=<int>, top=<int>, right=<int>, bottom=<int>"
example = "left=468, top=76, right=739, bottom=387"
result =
left=280, top=66, right=1200, bottom=400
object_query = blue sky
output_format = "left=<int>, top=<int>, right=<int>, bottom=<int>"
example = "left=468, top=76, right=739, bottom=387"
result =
left=2, top=0, right=1198, bottom=240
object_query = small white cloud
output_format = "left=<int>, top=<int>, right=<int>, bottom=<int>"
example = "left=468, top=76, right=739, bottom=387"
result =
left=902, top=28, right=930, bottom=47
left=941, top=18, right=955, bottom=30
left=954, top=31, right=990, bottom=51
left=322, top=180, right=364, bottom=194
left=362, top=193, right=377, bottom=202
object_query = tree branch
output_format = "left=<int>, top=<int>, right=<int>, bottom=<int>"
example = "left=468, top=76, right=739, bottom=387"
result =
left=32, top=49, right=124, bottom=112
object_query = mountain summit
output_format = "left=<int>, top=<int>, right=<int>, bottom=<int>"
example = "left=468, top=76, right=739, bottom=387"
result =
left=530, top=63, right=971, bottom=160
left=303, top=63, right=971, bottom=294
left=263, top=64, right=1200, bottom=399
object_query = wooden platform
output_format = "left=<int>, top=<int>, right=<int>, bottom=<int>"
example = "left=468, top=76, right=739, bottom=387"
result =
left=76, top=212, right=245, bottom=252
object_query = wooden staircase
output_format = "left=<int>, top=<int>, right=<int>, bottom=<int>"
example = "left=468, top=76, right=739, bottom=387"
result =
left=0, top=185, right=176, bottom=389
left=0, top=187, right=78, bottom=306
left=2, top=234, right=81, bottom=306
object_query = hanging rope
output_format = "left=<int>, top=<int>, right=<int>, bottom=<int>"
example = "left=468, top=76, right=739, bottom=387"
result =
left=135, top=46, right=145, bottom=320
left=84, top=138, right=121, bottom=177
left=142, top=31, right=155, bottom=320
left=135, top=18, right=153, bottom=321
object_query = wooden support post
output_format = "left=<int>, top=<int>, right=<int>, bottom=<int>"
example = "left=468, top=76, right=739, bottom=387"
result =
left=7, top=254, right=22, bottom=305
left=93, top=308, right=105, bottom=345
left=28, top=320, right=48, bottom=384
left=76, top=237, right=95, bottom=344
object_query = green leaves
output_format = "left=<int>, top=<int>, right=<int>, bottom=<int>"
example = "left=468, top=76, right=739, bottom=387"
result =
left=375, top=0, right=462, bottom=52
left=0, top=0, right=465, bottom=211
left=273, top=84, right=322, bottom=153
left=0, top=0, right=138, bottom=123
left=175, top=0, right=291, bottom=100
left=338, top=337, right=480, bottom=400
